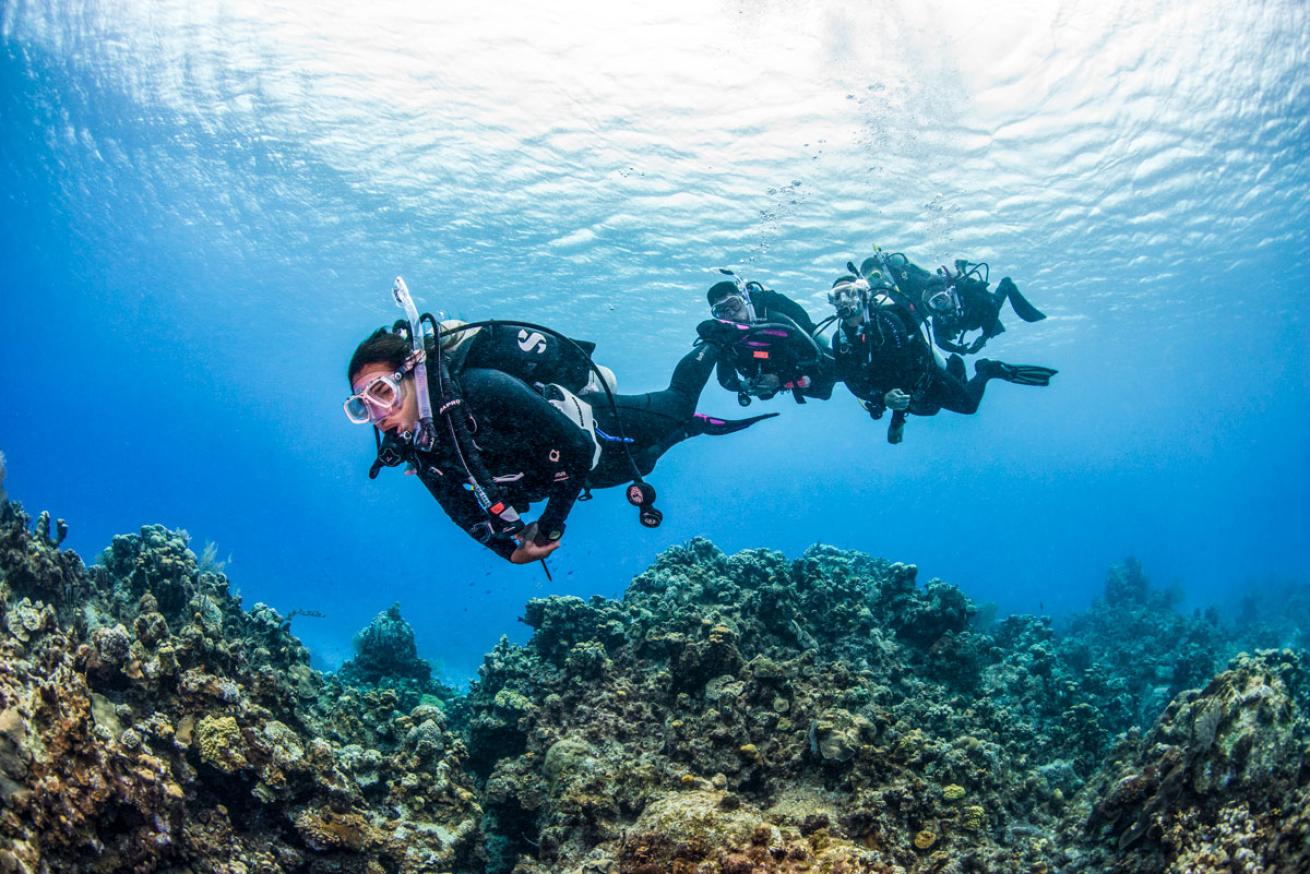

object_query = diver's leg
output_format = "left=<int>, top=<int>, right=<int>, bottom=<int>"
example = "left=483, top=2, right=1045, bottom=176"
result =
left=930, top=369, right=986, bottom=415
left=665, top=342, right=721, bottom=405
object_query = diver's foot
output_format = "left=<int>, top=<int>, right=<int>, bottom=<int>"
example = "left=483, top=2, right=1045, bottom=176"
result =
left=977, top=359, right=1057, bottom=387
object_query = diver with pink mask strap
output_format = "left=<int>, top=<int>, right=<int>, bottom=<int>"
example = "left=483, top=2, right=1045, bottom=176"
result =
left=697, top=268, right=836, bottom=407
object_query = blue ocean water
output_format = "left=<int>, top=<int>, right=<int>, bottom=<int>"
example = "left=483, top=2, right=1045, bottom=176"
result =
left=1, top=0, right=1307, bottom=681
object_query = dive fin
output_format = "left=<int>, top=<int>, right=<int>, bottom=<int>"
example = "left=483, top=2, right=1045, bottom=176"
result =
left=998, top=277, right=1046, bottom=322
left=689, top=411, right=780, bottom=436
left=977, top=359, right=1057, bottom=387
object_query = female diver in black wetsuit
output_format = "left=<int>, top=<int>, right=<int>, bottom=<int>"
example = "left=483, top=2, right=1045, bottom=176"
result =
left=344, top=280, right=773, bottom=565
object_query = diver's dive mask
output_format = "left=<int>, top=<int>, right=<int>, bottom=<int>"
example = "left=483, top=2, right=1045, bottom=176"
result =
left=344, top=349, right=422, bottom=424
left=714, top=267, right=758, bottom=321
left=711, top=294, right=751, bottom=321
left=828, top=278, right=870, bottom=319
left=925, top=285, right=961, bottom=318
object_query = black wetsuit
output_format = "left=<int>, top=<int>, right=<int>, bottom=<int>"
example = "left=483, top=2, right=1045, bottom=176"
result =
left=832, top=306, right=990, bottom=418
left=407, top=343, right=732, bottom=560
left=876, top=257, right=1023, bottom=355
left=713, top=289, right=835, bottom=402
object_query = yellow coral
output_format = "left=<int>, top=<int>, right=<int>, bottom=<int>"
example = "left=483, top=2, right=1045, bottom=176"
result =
left=913, top=829, right=937, bottom=850
left=962, top=805, right=986, bottom=830
left=294, top=808, right=372, bottom=851
left=196, top=714, right=247, bottom=773
left=942, top=783, right=966, bottom=801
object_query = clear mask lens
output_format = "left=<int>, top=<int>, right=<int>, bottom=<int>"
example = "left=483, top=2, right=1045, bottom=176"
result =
left=364, top=375, right=400, bottom=407
left=828, top=281, right=865, bottom=314
left=344, top=372, right=404, bottom=424
left=711, top=295, right=748, bottom=320
left=344, top=396, right=371, bottom=424
left=927, top=289, right=958, bottom=314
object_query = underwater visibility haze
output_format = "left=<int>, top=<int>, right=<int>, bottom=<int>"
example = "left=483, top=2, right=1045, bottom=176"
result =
left=1, top=1, right=1310, bottom=871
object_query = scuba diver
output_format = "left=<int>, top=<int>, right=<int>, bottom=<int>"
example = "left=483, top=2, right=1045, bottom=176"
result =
left=700, top=269, right=835, bottom=406
left=861, top=251, right=1047, bottom=354
left=345, top=278, right=776, bottom=565
left=827, top=252, right=1057, bottom=444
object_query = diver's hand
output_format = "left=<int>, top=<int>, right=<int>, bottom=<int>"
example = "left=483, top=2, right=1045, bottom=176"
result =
left=510, top=522, right=561, bottom=564
left=884, top=388, right=911, bottom=411
left=967, top=337, right=987, bottom=354
left=510, top=538, right=560, bottom=564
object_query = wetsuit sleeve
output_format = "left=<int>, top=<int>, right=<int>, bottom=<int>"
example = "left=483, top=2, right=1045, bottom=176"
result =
left=716, top=355, right=743, bottom=392
left=802, top=353, right=837, bottom=400
left=463, top=369, right=594, bottom=544
left=414, top=465, right=520, bottom=561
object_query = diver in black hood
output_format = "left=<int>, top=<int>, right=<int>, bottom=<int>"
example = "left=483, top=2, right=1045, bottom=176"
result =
left=827, top=254, right=1057, bottom=444
left=863, top=251, right=1047, bottom=354
left=699, top=269, right=835, bottom=406
left=345, top=278, right=775, bottom=565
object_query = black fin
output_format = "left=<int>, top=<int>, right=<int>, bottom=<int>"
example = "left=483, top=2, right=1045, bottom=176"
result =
left=689, top=412, right=779, bottom=436
left=999, top=277, right=1046, bottom=322
left=984, top=361, right=1057, bottom=386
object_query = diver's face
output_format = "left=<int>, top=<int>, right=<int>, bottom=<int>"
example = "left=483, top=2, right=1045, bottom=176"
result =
left=351, top=362, right=419, bottom=434
left=710, top=294, right=749, bottom=322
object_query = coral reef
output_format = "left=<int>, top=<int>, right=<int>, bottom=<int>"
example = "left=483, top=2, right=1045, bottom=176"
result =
left=0, top=502, right=481, bottom=873
left=335, top=603, right=455, bottom=713
left=2, top=499, right=1306, bottom=873
left=458, top=541, right=1308, bottom=872
left=1073, top=649, right=1310, bottom=872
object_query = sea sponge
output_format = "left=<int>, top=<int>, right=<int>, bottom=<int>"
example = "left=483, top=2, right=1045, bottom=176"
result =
left=196, top=714, right=248, bottom=773
left=913, top=829, right=938, bottom=849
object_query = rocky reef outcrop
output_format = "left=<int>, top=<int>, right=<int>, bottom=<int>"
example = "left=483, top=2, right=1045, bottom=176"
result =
left=2, top=493, right=1306, bottom=873
left=0, top=500, right=481, bottom=873
left=459, top=539, right=1310, bottom=872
